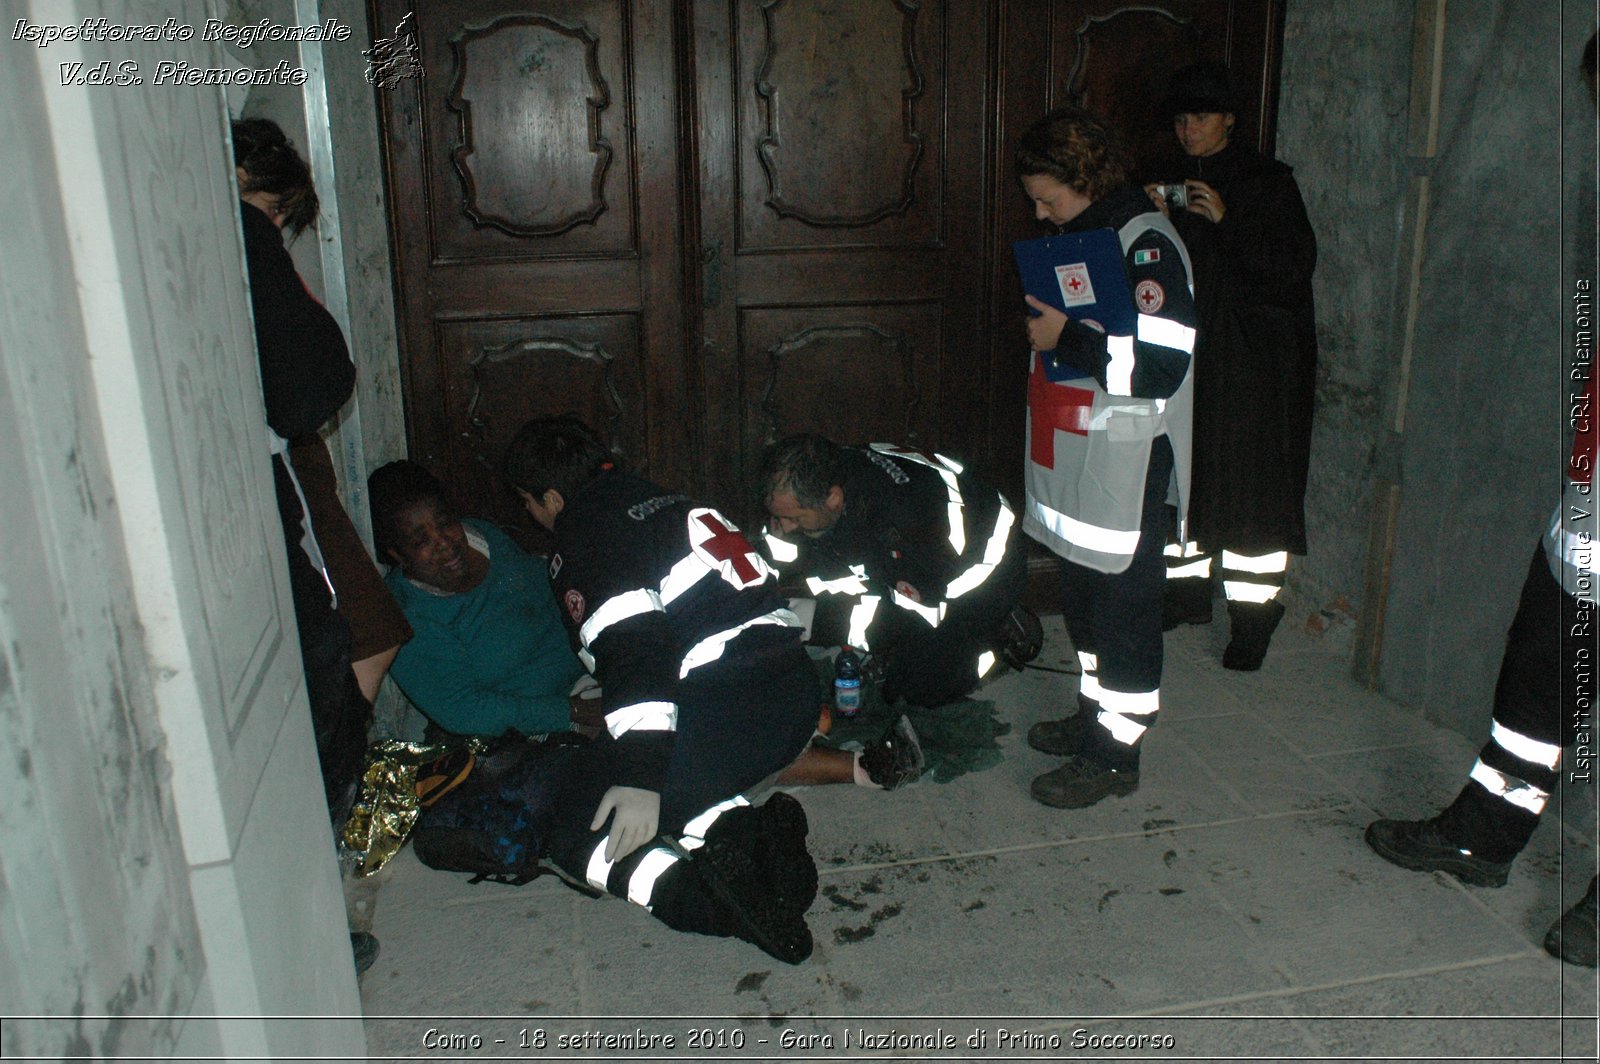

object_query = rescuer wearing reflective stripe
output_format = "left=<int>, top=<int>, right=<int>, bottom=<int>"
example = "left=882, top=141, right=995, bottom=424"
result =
left=1015, top=106, right=1198, bottom=810
left=503, top=415, right=822, bottom=963
left=1363, top=30, right=1597, bottom=972
left=756, top=435, right=1030, bottom=709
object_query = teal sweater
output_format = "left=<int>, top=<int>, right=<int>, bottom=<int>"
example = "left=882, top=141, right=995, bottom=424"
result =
left=386, top=520, right=586, bottom=736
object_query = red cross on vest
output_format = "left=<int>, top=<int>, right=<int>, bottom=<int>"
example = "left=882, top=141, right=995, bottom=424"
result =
left=1028, top=354, right=1093, bottom=469
left=688, top=508, right=767, bottom=587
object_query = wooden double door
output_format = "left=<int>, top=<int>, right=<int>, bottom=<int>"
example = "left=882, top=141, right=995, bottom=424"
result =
left=376, top=0, right=1284, bottom=540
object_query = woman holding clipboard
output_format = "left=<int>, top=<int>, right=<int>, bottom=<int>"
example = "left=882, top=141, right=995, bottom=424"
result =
left=1013, top=107, right=1198, bottom=810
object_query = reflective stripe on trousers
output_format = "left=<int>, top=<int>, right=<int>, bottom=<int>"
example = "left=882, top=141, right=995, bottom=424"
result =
left=585, top=794, right=752, bottom=907
left=1078, top=651, right=1157, bottom=747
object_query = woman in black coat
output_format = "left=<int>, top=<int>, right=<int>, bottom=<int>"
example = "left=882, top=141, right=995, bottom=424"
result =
left=1149, top=62, right=1319, bottom=671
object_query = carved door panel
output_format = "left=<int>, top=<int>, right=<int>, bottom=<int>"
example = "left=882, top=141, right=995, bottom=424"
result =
left=691, top=0, right=994, bottom=522
left=376, top=0, right=690, bottom=540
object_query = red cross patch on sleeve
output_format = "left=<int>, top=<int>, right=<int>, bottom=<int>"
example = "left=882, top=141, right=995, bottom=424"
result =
left=1134, top=279, right=1166, bottom=313
left=563, top=588, right=586, bottom=625
left=688, top=508, right=771, bottom=589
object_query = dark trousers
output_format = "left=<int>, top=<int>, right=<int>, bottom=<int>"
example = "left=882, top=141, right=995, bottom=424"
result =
left=1058, top=437, right=1175, bottom=763
left=882, top=528, right=1029, bottom=708
left=275, top=460, right=371, bottom=824
left=1441, top=545, right=1591, bottom=862
left=544, top=646, right=820, bottom=895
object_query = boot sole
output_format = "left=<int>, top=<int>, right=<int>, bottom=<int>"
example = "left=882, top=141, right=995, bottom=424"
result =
left=670, top=830, right=814, bottom=965
left=1363, top=822, right=1509, bottom=888
left=1544, top=913, right=1599, bottom=968
left=1221, top=647, right=1266, bottom=671
left=754, top=794, right=818, bottom=916
left=1030, top=771, right=1140, bottom=809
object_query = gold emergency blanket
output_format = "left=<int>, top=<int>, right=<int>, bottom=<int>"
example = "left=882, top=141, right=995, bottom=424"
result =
left=340, top=739, right=479, bottom=877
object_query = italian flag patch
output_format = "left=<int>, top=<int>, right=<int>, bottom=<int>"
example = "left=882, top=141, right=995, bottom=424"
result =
left=1134, top=248, right=1160, bottom=265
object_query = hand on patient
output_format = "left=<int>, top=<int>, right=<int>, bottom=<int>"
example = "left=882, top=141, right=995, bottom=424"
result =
left=591, top=786, right=661, bottom=861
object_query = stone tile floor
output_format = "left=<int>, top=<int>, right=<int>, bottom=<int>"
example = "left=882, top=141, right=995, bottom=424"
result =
left=358, top=613, right=1598, bottom=1061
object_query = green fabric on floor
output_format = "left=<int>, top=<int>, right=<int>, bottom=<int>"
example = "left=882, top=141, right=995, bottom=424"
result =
left=811, top=655, right=1011, bottom=784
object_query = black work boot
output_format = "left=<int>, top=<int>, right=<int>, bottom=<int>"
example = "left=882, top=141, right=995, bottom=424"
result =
left=1163, top=575, right=1214, bottom=631
left=1032, top=710, right=1141, bottom=808
left=1222, top=600, right=1286, bottom=671
left=350, top=932, right=379, bottom=975
left=655, top=797, right=817, bottom=964
left=1543, top=877, right=1598, bottom=968
left=1030, top=754, right=1140, bottom=808
left=1364, top=815, right=1511, bottom=887
left=701, top=793, right=818, bottom=918
left=1027, top=693, right=1097, bottom=756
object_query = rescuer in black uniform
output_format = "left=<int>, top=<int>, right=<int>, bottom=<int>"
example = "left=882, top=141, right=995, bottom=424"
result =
left=756, top=434, right=1036, bottom=710
left=502, top=415, right=823, bottom=963
left=1015, top=106, right=1199, bottom=809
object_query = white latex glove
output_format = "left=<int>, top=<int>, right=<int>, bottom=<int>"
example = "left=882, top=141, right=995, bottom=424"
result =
left=591, top=786, right=661, bottom=862
left=786, top=597, right=817, bottom=641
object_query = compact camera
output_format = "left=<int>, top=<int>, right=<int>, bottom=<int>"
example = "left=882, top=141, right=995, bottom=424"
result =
left=1155, top=182, right=1189, bottom=210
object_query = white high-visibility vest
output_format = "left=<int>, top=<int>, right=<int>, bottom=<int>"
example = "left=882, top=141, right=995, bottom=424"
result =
left=1023, top=211, right=1196, bottom=574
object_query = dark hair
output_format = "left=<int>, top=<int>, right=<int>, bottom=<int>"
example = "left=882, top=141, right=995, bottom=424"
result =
left=1015, top=106, right=1131, bottom=201
left=368, top=459, right=452, bottom=560
left=231, top=117, right=319, bottom=237
left=757, top=434, right=842, bottom=510
left=1585, top=31, right=1597, bottom=93
left=502, top=415, right=613, bottom=501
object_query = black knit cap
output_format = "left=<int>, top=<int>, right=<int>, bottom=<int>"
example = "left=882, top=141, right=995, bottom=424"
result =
left=1164, top=60, right=1236, bottom=116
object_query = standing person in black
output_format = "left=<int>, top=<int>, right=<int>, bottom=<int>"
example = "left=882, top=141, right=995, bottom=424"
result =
left=234, top=119, right=371, bottom=819
left=234, top=117, right=385, bottom=973
left=1148, top=62, right=1320, bottom=671
left=756, top=433, right=1035, bottom=709
left=502, top=415, right=823, bottom=963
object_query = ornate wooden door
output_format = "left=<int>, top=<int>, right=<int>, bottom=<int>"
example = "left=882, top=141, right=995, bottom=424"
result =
left=376, top=0, right=1283, bottom=540
left=377, top=0, right=994, bottom=535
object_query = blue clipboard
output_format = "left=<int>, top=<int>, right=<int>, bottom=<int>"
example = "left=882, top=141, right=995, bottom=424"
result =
left=1013, top=229, right=1134, bottom=382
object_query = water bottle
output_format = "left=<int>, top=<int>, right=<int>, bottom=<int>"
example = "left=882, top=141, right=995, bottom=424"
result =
left=834, top=646, right=863, bottom=717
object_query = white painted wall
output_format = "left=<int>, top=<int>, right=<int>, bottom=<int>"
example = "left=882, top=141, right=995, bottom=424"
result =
left=0, top=0, right=404, bottom=1054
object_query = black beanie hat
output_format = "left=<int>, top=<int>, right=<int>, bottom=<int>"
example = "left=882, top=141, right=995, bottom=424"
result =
left=1164, top=61, right=1236, bottom=116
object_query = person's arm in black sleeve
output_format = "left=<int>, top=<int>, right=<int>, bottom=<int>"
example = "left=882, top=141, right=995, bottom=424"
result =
left=762, top=522, right=887, bottom=650
left=1029, top=306, right=1114, bottom=385
left=582, top=598, right=679, bottom=793
left=240, top=203, right=356, bottom=439
left=934, top=473, right=1017, bottom=610
left=1206, top=173, right=1317, bottom=308
left=1121, top=228, right=1197, bottom=399
left=1027, top=227, right=1195, bottom=399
